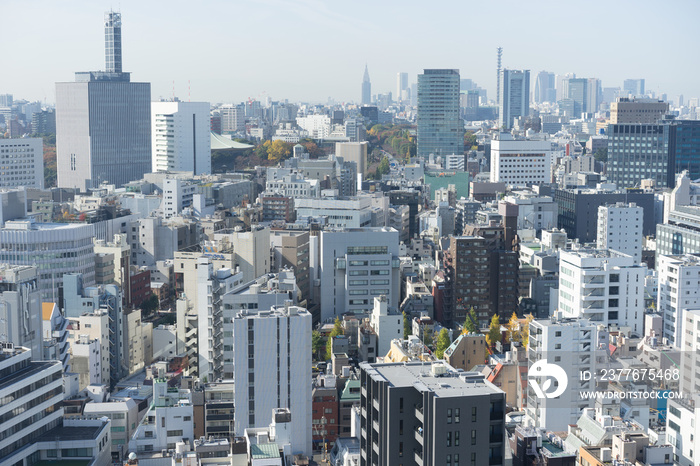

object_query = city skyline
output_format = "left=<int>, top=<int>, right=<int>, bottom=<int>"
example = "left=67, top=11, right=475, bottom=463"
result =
left=3, top=0, right=700, bottom=105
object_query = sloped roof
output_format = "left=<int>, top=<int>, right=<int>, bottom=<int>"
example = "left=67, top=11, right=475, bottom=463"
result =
left=42, top=302, right=56, bottom=321
left=211, top=132, right=254, bottom=150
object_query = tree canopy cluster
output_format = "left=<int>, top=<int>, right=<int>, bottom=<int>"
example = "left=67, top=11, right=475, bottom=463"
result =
left=367, top=124, right=416, bottom=160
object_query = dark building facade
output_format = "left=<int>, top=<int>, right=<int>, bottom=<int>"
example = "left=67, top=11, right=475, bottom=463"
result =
left=608, top=119, right=700, bottom=189
left=554, top=188, right=655, bottom=243
left=388, top=190, right=422, bottom=239
left=360, top=361, right=506, bottom=466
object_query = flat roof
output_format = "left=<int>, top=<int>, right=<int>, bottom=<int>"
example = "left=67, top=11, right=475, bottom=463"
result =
left=361, top=361, right=502, bottom=397
left=37, top=424, right=105, bottom=442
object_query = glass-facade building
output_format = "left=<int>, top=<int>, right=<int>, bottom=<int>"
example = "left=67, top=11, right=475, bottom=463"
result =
left=608, top=119, right=700, bottom=189
left=499, top=69, right=530, bottom=129
left=417, top=69, right=462, bottom=158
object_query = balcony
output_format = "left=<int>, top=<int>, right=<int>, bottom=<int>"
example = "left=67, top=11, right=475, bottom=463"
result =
left=414, top=448, right=423, bottom=466
left=490, top=410, right=504, bottom=421
left=489, top=431, right=504, bottom=443
left=414, top=427, right=424, bottom=445
left=415, top=405, right=424, bottom=422
left=583, top=275, right=605, bottom=285
left=489, top=456, right=503, bottom=465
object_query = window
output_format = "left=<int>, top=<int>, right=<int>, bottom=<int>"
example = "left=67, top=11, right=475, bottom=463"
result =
left=472, top=407, right=477, bottom=422
left=455, top=408, right=460, bottom=423
left=167, top=430, right=183, bottom=437
left=455, top=430, right=460, bottom=446
left=447, top=408, right=452, bottom=424
left=447, top=432, right=452, bottom=447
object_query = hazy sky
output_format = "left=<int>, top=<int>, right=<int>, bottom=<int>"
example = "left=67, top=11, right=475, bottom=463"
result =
left=4, top=0, right=700, bottom=105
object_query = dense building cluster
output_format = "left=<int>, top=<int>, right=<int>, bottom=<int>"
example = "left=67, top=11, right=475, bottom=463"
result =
left=3, top=9, right=700, bottom=466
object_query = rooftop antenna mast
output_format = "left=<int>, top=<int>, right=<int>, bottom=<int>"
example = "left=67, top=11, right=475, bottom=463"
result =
left=496, top=47, right=503, bottom=105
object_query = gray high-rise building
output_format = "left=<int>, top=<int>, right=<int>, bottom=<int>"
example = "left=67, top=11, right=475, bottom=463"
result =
left=396, top=72, right=408, bottom=103
left=362, top=65, right=372, bottom=105
left=56, top=11, right=151, bottom=190
left=499, top=69, right=530, bottom=129
left=567, top=77, right=589, bottom=117
left=534, top=71, right=556, bottom=103
left=623, top=78, right=645, bottom=97
left=417, top=69, right=462, bottom=157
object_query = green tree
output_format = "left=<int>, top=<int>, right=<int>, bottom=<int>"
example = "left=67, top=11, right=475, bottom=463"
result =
left=486, top=314, right=502, bottom=349
left=312, top=330, right=324, bottom=360
left=141, top=294, right=159, bottom=316
left=254, top=142, right=269, bottom=159
left=594, top=148, right=608, bottom=162
left=464, top=131, right=478, bottom=151
left=403, top=312, right=412, bottom=339
left=423, top=327, right=434, bottom=348
left=435, top=328, right=451, bottom=359
left=463, top=307, right=478, bottom=334
left=325, top=317, right=344, bottom=360
left=377, top=156, right=390, bottom=176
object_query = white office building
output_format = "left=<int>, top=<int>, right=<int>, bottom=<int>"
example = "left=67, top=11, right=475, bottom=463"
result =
left=318, top=227, right=401, bottom=321
left=559, top=248, right=645, bottom=335
left=444, top=153, right=465, bottom=171
left=597, top=203, right=643, bottom=264
left=220, top=104, right=245, bottom=134
left=490, top=133, right=553, bottom=186
left=0, top=265, right=42, bottom=358
left=679, top=309, right=700, bottom=396
left=160, top=178, right=214, bottom=219
left=232, top=304, right=312, bottom=456
left=656, top=254, right=700, bottom=348
left=0, top=138, right=44, bottom=188
left=0, top=345, right=64, bottom=464
left=151, top=100, right=211, bottom=175
left=295, top=196, right=381, bottom=229
left=296, top=114, right=331, bottom=139
left=195, top=258, right=244, bottom=382
left=526, top=317, right=607, bottom=432
left=503, top=190, right=558, bottom=231
left=369, top=295, right=403, bottom=358
left=265, top=173, right=320, bottom=198
left=84, top=398, right=140, bottom=461
left=666, top=394, right=700, bottom=466
left=130, top=378, right=194, bottom=456
left=0, top=219, right=95, bottom=301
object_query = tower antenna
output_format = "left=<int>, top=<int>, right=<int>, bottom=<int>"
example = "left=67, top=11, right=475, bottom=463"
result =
left=496, top=47, right=503, bottom=105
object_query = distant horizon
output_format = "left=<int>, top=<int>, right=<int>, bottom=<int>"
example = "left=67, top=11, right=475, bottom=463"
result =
left=3, top=0, right=700, bottom=106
